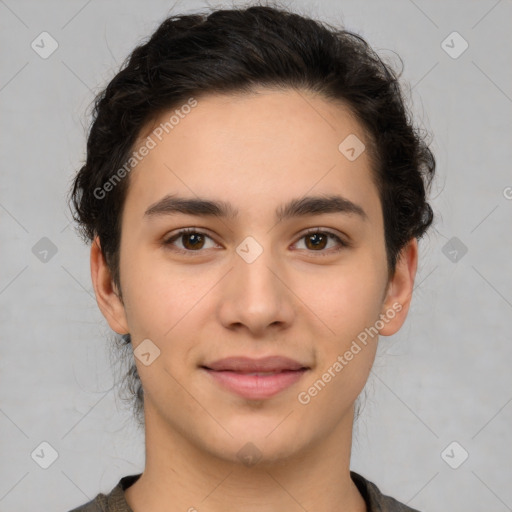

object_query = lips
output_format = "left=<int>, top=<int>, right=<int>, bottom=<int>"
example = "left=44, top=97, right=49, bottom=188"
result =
left=202, top=355, right=308, bottom=373
left=201, top=356, right=309, bottom=400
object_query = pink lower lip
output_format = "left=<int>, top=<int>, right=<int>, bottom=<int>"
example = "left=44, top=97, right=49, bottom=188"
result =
left=202, top=368, right=308, bottom=400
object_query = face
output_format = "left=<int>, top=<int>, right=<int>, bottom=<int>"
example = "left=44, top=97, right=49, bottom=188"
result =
left=91, top=87, right=417, bottom=465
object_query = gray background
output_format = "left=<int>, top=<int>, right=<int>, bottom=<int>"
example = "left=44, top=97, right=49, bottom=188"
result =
left=1, top=0, right=511, bottom=510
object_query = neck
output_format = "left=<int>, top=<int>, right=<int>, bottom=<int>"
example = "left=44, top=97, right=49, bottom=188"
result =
left=124, top=402, right=366, bottom=512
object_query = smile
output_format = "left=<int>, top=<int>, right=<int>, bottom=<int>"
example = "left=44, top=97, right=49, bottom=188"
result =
left=201, top=368, right=309, bottom=400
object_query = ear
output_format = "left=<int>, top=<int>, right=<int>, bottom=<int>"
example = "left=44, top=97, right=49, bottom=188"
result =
left=378, top=237, right=418, bottom=336
left=90, top=236, right=129, bottom=335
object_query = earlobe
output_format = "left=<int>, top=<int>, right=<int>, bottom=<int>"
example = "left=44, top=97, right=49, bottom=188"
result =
left=90, top=237, right=129, bottom=335
left=378, top=238, right=418, bottom=336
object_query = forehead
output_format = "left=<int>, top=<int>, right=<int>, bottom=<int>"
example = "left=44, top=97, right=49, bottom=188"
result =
left=125, top=88, right=381, bottom=222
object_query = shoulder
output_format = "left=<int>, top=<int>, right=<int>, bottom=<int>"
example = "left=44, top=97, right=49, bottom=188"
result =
left=350, top=471, right=422, bottom=512
left=67, top=494, right=108, bottom=512
left=67, top=473, right=142, bottom=512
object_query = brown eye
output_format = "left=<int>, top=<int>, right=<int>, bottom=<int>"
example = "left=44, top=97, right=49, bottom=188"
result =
left=181, top=232, right=205, bottom=250
left=294, top=229, right=348, bottom=255
left=163, top=229, right=218, bottom=253
left=304, top=232, right=329, bottom=250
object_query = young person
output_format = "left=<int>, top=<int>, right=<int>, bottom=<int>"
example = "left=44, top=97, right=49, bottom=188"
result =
left=68, top=3, right=435, bottom=511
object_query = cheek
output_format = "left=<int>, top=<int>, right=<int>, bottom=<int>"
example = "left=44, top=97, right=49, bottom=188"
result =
left=120, top=245, right=223, bottom=347
left=298, top=258, right=386, bottom=340
left=297, top=267, right=385, bottom=410
left=120, top=225, right=387, bottom=340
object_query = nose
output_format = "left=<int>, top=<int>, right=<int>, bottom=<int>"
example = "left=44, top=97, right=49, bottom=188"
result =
left=217, top=243, right=296, bottom=337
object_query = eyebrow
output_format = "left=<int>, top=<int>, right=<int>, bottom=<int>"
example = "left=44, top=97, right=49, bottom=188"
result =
left=144, top=194, right=368, bottom=222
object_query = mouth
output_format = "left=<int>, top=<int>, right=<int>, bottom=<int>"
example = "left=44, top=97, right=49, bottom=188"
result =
left=200, top=356, right=310, bottom=400
left=202, top=355, right=307, bottom=372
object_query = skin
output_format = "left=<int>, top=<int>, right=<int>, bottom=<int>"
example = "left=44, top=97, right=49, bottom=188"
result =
left=90, top=87, right=417, bottom=512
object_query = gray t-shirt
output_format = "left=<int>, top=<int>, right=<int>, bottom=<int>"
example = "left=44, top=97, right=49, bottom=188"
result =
left=68, top=471, right=420, bottom=511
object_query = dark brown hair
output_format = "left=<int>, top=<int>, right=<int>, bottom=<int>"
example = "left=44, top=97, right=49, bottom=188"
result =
left=69, top=2, right=435, bottom=428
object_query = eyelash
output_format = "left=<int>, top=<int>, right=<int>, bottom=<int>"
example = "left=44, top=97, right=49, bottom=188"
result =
left=163, top=227, right=349, bottom=256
